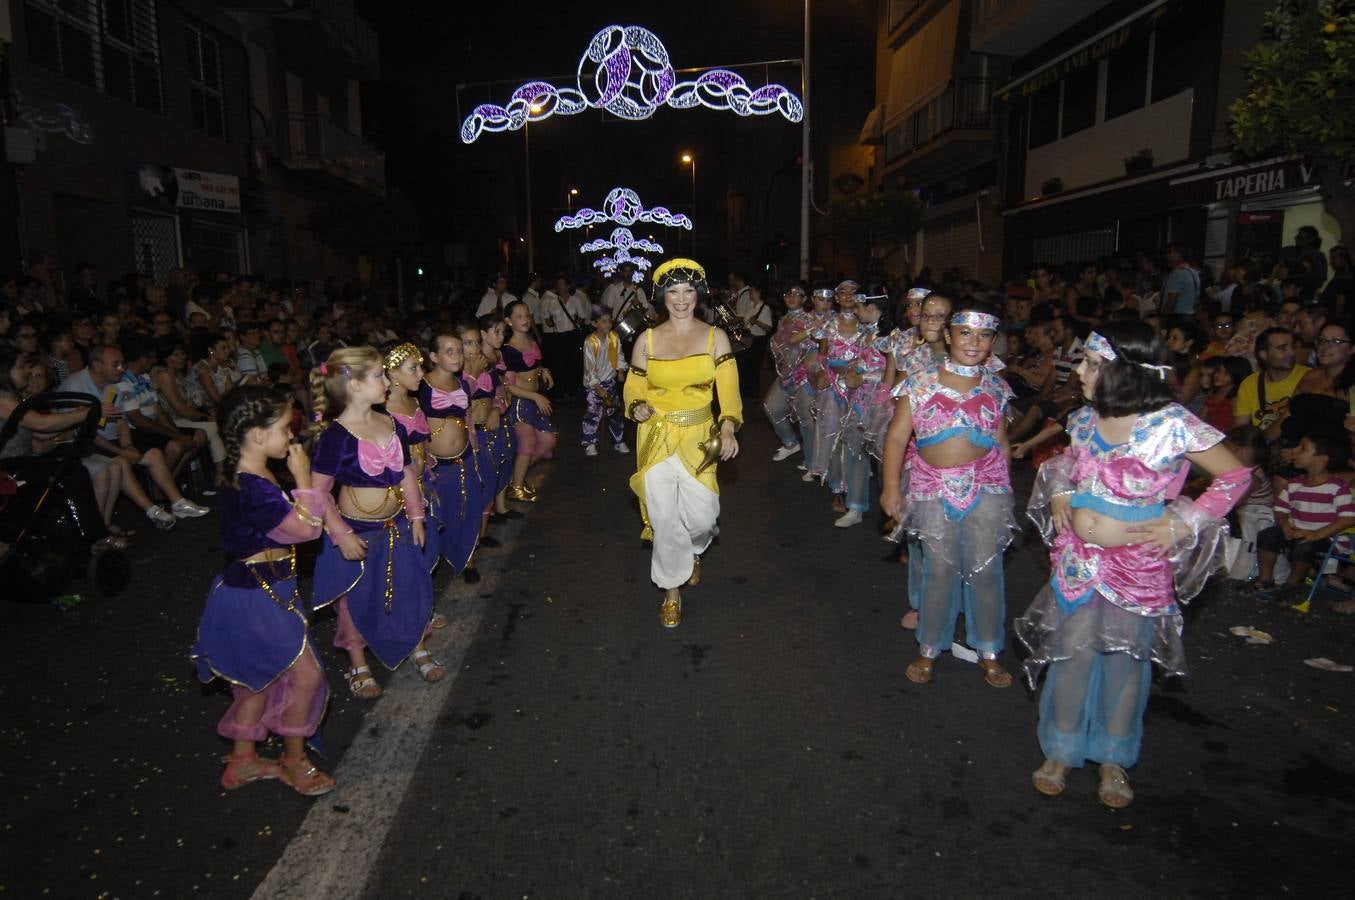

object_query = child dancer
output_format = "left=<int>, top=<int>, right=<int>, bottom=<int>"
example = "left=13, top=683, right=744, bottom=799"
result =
left=418, top=329, right=481, bottom=583
left=807, top=281, right=866, bottom=505
left=479, top=313, right=519, bottom=519
left=191, top=385, right=334, bottom=796
left=880, top=299, right=1018, bottom=688
left=1019, top=322, right=1248, bottom=807
left=309, top=347, right=442, bottom=700
left=459, top=322, right=501, bottom=570
left=501, top=299, right=556, bottom=500
left=763, top=282, right=813, bottom=463
left=833, top=293, right=890, bottom=527
left=581, top=305, right=630, bottom=457
left=382, top=341, right=442, bottom=577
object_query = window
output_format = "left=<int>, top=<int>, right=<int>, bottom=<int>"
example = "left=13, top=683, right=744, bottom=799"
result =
left=1061, top=70, right=1097, bottom=136
left=24, top=0, right=162, bottom=112
left=1027, top=82, right=1059, bottom=149
left=1104, top=32, right=1150, bottom=120
left=187, top=25, right=226, bottom=139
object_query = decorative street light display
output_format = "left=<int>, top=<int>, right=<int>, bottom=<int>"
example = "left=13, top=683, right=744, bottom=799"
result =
left=579, top=227, right=663, bottom=256
left=554, top=187, right=693, bottom=232
left=460, top=24, right=804, bottom=143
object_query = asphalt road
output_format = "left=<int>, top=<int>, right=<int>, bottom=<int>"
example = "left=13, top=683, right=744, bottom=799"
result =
left=1, top=398, right=1352, bottom=899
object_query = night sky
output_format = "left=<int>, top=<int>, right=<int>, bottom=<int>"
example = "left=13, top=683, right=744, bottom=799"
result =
left=356, top=1, right=875, bottom=279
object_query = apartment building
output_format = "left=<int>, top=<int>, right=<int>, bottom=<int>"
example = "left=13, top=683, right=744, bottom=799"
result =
left=1, top=0, right=383, bottom=288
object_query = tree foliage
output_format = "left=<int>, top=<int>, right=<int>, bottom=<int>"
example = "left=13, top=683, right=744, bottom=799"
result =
left=820, top=190, right=924, bottom=277
left=1230, top=0, right=1355, bottom=241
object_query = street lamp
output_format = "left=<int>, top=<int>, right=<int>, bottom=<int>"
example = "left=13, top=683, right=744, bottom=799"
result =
left=681, top=153, right=696, bottom=251
left=524, top=101, right=545, bottom=271
left=566, top=188, right=580, bottom=269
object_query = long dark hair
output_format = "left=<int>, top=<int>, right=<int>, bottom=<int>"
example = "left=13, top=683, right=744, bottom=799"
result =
left=1089, top=320, right=1176, bottom=417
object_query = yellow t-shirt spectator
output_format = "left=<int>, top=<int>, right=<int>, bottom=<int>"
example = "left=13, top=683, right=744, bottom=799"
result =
left=1233, top=365, right=1310, bottom=428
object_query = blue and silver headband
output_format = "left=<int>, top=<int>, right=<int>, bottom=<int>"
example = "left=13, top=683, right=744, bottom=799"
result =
left=950, top=311, right=1000, bottom=331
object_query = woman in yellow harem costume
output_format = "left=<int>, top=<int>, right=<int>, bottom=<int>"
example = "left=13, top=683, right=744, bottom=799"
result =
left=624, top=259, right=742, bottom=628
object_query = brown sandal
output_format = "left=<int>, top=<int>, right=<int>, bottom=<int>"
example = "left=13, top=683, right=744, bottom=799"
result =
left=905, top=655, right=934, bottom=684
left=220, top=751, right=281, bottom=790
left=979, top=659, right=1013, bottom=689
left=280, top=754, right=336, bottom=797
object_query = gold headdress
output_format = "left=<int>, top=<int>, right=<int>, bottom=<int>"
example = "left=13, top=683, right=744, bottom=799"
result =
left=383, top=342, right=423, bottom=371
left=652, top=257, right=707, bottom=291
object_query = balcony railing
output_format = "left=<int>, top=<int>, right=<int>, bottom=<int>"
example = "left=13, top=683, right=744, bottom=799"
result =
left=298, top=0, right=378, bottom=73
left=286, top=112, right=385, bottom=193
left=884, top=78, right=993, bottom=163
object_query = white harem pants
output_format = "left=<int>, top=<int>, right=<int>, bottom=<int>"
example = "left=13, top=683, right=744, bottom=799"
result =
left=644, top=454, right=720, bottom=589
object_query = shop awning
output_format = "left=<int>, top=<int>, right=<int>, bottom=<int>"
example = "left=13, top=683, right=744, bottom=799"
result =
left=885, top=1, right=960, bottom=129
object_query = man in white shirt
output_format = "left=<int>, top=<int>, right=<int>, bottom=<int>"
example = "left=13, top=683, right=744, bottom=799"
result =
left=475, top=274, right=517, bottom=318
left=600, top=263, right=650, bottom=324
left=730, top=271, right=772, bottom=397
left=521, top=272, right=544, bottom=324
left=539, top=275, right=590, bottom=399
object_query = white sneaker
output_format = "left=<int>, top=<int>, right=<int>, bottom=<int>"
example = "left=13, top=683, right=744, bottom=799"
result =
left=796, top=462, right=807, bottom=471
left=171, top=498, right=210, bottom=518
left=146, top=505, right=177, bottom=529
left=614, top=442, right=631, bottom=454
left=771, top=443, right=801, bottom=461
left=834, top=510, right=864, bottom=528
left=801, top=471, right=816, bottom=482
left=584, top=444, right=599, bottom=457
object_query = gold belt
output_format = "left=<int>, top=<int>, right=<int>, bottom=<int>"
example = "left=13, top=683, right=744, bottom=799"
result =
left=658, top=406, right=713, bottom=426
left=638, top=405, right=713, bottom=464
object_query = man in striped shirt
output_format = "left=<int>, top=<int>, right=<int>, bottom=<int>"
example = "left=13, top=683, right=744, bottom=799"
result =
left=1254, top=430, right=1355, bottom=602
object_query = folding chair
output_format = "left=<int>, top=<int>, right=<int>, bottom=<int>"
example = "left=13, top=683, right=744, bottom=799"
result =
left=1296, top=527, right=1355, bottom=613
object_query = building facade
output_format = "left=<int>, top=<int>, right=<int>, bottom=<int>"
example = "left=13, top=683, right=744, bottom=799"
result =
left=1, top=0, right=383, bottom=291
left=985, top=0, right=1338, bottom=277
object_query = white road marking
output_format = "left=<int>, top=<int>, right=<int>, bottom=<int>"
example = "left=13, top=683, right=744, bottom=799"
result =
left=251, top=519, right=522, bottom=899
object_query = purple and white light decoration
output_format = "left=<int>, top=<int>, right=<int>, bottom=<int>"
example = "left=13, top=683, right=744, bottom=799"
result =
left=594, top=251, right=653, bottom=283
left=12, top=88, right=94, bottom=144
left=555, top=187, right=693, bottom=232
left=460, top=25, right=803, bottom=143
left=579, top=227, right=664, bottom=256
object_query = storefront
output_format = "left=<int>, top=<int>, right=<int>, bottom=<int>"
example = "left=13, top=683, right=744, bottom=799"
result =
left=1167, top=155, right=1339, bottom=276
left=131, top=162, right=249, bottom=280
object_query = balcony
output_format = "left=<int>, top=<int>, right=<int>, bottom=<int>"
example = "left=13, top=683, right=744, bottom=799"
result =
left=223, top=0, right=378, bottom=77
left=286, top=113, right=385, bottom=194
left=883, top=79, right=995, bottom=180
left=971, top=0, right=1116, bottom=57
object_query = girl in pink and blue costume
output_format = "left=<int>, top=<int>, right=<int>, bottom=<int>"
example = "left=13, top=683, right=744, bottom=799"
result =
left=417, top=329, right=483, bottom=580
left=501, top=299, right=556, bottom=502
left=880, top=300, right=1018, bottom=688
left=1019, top=321, right=1248, bottom=808
left=382, top=341, right=442, bottom=575
left=308, top=347, right=442, bottom=701
left=807, top=283, right=876, bottom=515
left=191, top=385, right=335, bottom=796
left=832, top=292, right=892, bottom=527
left=763, top=282, right=814, bottom=462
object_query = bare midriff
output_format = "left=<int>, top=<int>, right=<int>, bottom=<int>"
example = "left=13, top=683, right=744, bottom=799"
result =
left=339, top=485, right=403, bottom=520
left=916, top=434, right=993, bottom=469
left=427, top=417, right=468, bottom=459
left=1071, top=507, right=1139, bottom=548
left=469, top=397, right=492, bottom=425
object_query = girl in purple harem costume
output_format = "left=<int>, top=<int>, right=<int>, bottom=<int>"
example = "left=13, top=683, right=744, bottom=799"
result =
left=191, top=385, right=334, bottom=796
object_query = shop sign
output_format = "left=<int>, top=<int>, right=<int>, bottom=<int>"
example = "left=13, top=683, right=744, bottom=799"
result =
left=1169, top=158, right=1317, bottom=207
left=135, top=163, right=241, bottom=214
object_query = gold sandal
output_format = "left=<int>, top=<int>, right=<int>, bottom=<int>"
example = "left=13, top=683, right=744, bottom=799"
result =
left=905, top=655, right=934, bottom=684
left=660, top=594, right=682, bottom=628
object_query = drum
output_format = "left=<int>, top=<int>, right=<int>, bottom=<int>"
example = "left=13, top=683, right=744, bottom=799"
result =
left=615, top=305, right=655, bottom=342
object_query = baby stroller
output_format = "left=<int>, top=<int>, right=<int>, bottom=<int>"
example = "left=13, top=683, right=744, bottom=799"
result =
left=0, top=392, right=131, bottom=602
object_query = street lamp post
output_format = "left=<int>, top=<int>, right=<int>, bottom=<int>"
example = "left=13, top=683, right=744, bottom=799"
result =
left=524, top=102, right=545, bottom=272
left=567, top=188, right=579, bottom=270
left=681, top=153, right=696, bottom=252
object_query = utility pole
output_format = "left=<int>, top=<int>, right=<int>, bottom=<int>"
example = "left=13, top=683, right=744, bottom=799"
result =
left=800, top=0, right=812, bottom=281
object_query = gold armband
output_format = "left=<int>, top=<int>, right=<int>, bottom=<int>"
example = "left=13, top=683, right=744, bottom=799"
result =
left=627, top=399, right=648, bottom=420
left=718, top=414, right=742, bottom=432
left=630, top=365, right=647, bottom=377
left=714, top=353, right=737, bottom=368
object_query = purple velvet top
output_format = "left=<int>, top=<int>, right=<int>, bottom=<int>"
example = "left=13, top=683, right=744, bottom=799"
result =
left=219, top=473, right=297, bottom=559
left=416, top=377, right=468, bottom=419
left=389, top=407, right=430, bottom=445
left=501, top=342, right=544, bottom=372
left=311, top=417, right=413, bottom=488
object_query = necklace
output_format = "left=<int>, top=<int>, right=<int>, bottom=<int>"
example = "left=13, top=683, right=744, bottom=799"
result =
left=943, top=357, right=982, bottom=377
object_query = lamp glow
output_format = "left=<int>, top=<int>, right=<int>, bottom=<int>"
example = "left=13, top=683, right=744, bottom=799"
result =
left=460, top=25, right=803, bottom=143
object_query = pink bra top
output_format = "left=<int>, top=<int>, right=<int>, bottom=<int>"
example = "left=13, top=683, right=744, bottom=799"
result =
left=416, top=379, right=467, bottom=418
left=357, top=428, right=405, bottom=477
left=904, top=366, right=1011, bottom=450
left=390, top=407, right=429, bottom=438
